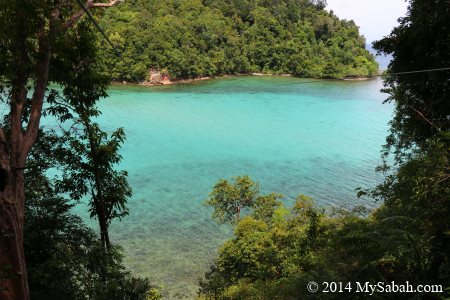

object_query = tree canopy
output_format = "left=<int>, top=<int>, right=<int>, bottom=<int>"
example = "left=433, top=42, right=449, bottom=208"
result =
left=0, top=1, right=152, bottom=299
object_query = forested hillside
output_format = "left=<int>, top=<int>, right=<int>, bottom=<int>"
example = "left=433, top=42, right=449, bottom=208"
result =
left=99, top=0, right=378, bottom=81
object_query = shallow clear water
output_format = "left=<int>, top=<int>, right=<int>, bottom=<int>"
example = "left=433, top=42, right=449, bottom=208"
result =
left=92, top=76, right=392, bottom=298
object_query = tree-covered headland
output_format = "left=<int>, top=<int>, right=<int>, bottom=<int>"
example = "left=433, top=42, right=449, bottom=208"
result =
left=99, top=0, right=378, bottom=81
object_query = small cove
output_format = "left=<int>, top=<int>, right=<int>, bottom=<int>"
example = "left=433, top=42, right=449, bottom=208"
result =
left=88, top=76, right=393, bottom=298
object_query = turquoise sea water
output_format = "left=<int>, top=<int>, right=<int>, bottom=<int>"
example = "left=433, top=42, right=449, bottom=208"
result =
left=92, top=76, right=392, bottom=299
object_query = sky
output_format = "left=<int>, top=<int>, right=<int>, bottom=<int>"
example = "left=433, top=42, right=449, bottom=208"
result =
left=325, top=0, right=409, bottom=42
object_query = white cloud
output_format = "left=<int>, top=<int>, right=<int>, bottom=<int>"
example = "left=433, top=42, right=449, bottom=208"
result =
left=325, top=0, right=409, bottom=42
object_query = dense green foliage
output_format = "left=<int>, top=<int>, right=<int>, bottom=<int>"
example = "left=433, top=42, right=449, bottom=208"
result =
left=373, top=0, right=450, bottom=161
left=0, top=2, right=158, bottom=297
left=370, top=0, right=450, bottom=291
left=201, top=163, right=449, bottom=299
left=200, top=0, right=450, bottom=298
left=98, top=0, right=378, bottom=81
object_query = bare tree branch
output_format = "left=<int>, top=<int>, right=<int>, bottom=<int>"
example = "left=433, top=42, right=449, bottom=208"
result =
left=89, top=0, right=123, bottom=7
left=23, top=29, right=50, bottom=159
left=64, top=10, right=85, bottom=28
left=64, top=0, right=123, bottom=28
left=411, top=107, right=440, bottom=131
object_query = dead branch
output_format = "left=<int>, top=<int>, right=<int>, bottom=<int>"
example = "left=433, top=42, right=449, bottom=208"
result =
left=88, top=0, right=123, bottom=7
left=64, top=0, right=124, bottom=28
left=411, top=107, right=440, bottom=131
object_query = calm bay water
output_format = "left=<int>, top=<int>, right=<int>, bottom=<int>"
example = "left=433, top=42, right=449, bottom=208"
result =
left=93, top=76, right=392, bottom=298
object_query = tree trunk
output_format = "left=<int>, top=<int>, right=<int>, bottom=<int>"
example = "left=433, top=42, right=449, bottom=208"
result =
left=0, top=171, right=29, bottom=300
left=86, top=124, right=111, bottom=252
left=0, top=25, right=49, bottom=300
left=93, top=195, right=111, bottom=252
left=236, top=206, right=241, bottom=223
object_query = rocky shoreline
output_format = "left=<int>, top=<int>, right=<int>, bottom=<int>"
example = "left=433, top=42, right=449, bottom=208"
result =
left=112, top=73, right=377, bottom=87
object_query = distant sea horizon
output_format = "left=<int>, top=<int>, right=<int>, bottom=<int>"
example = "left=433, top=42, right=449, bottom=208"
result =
left=367, top=43, right=392, bottom=70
